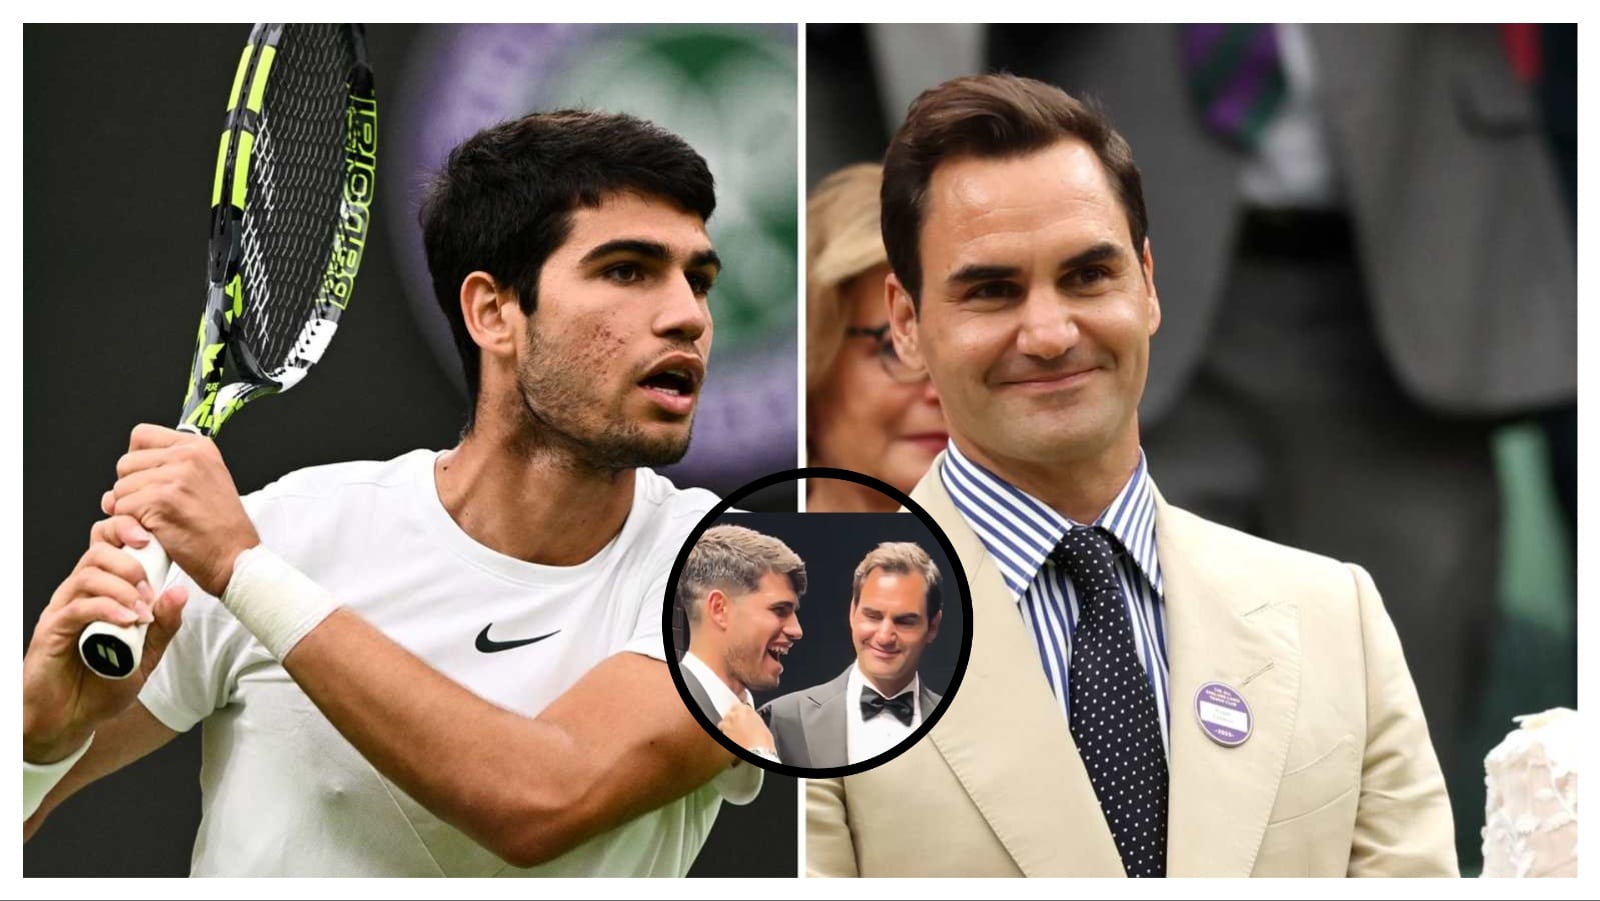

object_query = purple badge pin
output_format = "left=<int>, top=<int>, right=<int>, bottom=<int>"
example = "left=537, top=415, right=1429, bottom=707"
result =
left=1194, top=681, right=1252, bottom=747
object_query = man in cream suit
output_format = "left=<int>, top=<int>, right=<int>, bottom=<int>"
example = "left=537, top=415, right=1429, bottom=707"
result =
left=762, top=542, right=943, bottom=769
left=806, top=74, right=1456, bottom=877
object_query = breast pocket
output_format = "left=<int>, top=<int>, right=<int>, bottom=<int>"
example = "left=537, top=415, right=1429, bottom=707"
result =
left=1254, top=735, right=1361, bottom=876
left=1268, top=734, right=1358, bottom=825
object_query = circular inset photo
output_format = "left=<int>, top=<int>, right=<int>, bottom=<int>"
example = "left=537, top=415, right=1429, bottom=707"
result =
left=664, top=467, right=972, bottom=778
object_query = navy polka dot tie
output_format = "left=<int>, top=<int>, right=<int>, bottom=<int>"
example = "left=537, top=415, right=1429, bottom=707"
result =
left=1053, top=526, right=1168, bottom=878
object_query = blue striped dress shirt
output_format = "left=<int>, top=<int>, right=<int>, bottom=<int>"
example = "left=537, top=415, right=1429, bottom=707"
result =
left=941, top=441, right=1172, bottom=756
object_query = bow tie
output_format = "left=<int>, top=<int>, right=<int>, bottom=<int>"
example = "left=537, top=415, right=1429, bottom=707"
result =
left=860, top=687, right=914, bottom=726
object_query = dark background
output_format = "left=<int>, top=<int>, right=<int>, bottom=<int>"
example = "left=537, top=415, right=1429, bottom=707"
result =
left=24, top=24, right=793, bottom=877
left=673, top=510, right=966, bottom=712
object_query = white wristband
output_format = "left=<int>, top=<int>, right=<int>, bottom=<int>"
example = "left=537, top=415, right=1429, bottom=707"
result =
left=220, top=545, right=339, bottom=659
left=24, top=733, right=93, bottom=820
left=713, top=753, right=764, bottom=806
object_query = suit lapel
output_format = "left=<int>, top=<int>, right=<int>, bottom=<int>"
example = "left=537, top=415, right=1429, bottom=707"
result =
left=681, top=666, right=721, bottom=727
left=1157, top=491, right=1303, bottom=877
left=801, top=669, right=851, bottom=769
left=913, top=465, right=1125, bottom=877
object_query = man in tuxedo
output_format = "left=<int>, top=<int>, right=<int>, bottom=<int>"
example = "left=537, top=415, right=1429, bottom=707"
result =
left=806, top=73, right=1456, bottom=877
left=676, top=524, right=806, bottom=763
left=762, top=542, right=943, bottom=769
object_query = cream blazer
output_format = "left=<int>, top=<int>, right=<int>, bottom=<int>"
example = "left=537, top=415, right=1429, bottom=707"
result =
left=806, top=462, right=1457, bottom=877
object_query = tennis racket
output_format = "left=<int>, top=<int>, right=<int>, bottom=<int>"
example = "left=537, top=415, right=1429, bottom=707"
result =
left=79, top=23, right=376, bottom=678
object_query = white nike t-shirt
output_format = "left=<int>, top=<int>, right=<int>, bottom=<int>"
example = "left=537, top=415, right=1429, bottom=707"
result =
left=138, top=450, right=753, bottom=876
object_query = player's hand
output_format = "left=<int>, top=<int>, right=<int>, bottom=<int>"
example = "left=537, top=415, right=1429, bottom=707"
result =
left=104, top=423, right=260, bottom=598
left=23, top=516, right=188, bottom=764
left=718, top=702, right=776, bottom=754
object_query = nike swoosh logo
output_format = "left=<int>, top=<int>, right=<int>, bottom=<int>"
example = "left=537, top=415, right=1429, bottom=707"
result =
left=475, top=624, right=561, bottom=653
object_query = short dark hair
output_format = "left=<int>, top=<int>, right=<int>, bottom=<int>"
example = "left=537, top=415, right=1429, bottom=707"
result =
left=880, top=73, right=1148, bottom=307
left=419, top=110, right=716, bottom=423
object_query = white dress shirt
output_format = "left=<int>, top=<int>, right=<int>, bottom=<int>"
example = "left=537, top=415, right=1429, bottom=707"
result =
left=679, top=651, right=779, bottom=773
left=846, top=663, right=922, bottom=764
left=680, top=650, right=755, bottom=716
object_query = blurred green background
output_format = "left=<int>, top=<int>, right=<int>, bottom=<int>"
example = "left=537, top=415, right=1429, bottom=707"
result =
left=1456, top=424, right=1577, bottom=876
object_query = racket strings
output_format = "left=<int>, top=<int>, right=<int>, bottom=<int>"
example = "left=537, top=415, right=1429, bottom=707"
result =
left=236, top=24, right=354, bottom=381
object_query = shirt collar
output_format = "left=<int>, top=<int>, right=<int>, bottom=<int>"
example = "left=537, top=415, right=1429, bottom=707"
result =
left=680, top=651, right=754, bottom=717
left=940, top=440, right=1164, bottom=602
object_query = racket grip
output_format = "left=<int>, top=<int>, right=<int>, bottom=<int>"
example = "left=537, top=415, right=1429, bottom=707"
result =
left=77, top=539, right=170, bottom=680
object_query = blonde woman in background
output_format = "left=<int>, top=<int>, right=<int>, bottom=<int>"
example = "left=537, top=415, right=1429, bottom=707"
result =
left=807, top=163, right=946, bottom=512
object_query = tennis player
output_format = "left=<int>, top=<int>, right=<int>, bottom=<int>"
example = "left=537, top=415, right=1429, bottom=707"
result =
left=23, top=110, right=765, bottom=876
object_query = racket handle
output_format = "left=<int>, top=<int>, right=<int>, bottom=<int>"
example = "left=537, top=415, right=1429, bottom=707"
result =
left=77, top=539, right=170, bottom=680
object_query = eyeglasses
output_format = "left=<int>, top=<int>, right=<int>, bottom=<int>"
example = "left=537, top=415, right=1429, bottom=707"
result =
left=845, top=324, right=929, bottom=384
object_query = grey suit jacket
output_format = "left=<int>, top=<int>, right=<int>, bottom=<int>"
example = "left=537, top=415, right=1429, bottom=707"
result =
left=761, top=667, right=943, bottom=769
left=988, top=23, right=1574, bottom=420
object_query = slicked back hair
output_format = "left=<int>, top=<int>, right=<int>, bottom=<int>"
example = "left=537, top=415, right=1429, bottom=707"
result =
left=880, top=73, right=1147, bottom=308
left=851, top=541, right=942, bottom=619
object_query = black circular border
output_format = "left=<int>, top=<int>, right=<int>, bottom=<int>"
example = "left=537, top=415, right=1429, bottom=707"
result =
left=662, top=466, right=974, bottom=779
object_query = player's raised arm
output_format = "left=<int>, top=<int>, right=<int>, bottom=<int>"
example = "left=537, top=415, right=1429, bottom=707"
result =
left=100, top=427, right=737, bottom=866
left=95, top=425, right=736, bottom=864
left=22, top=516, right=188, bottom=828
left=284, top=616, right=730, bottom=867
left=104, top=428, right=737, bottom=865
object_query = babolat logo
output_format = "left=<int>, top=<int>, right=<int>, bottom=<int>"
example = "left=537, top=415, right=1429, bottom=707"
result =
left=321, top=94, right=377, bottom=311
